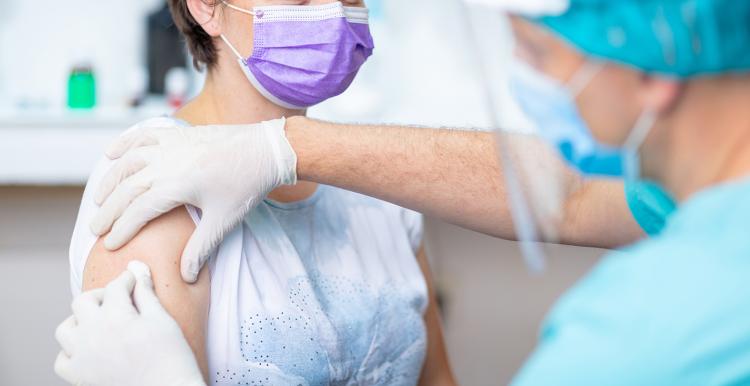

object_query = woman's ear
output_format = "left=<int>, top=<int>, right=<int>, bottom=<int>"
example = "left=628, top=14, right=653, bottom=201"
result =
left=186, top=0, right=222, bottom=37
left=641, top=75, right=683, bottom=115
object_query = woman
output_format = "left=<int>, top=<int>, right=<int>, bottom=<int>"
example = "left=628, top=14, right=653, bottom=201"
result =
left=68, top=0, right=456, bottom=385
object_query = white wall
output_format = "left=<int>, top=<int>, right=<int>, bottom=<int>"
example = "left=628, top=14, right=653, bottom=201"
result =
left=311, top=0, right=531, bottom=132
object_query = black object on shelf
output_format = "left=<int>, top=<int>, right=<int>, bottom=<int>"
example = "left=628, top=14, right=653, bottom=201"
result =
left=147, top=2, right=188, bottom=94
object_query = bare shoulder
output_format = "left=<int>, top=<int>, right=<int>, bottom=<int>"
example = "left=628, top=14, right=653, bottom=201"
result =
left=82, top=206, right=210, bottom=377
left=79, top=116, right=207, bottom=293
left=83, top=207, right=203, bottom=292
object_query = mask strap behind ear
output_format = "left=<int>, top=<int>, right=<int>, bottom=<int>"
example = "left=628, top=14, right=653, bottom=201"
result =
left=624, top=108, right=657, bottom=151
left=220, top=34, right=245, bottom=61
left=622, top=109, right=657, bottom=181
left=567, top=62, right=604, bottom=97
left=221, top=0, right=254, bottom=16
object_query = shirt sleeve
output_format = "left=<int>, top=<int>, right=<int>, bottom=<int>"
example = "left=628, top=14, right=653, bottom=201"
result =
left=511, top=253, right=666, bottom=386
left=68, top=116, right=187, bottom=297
left=68, top=156, right=112, bottom=297
left=625, top=181, right=677, bottom=236
left=399, top=208, right=424, bottom=254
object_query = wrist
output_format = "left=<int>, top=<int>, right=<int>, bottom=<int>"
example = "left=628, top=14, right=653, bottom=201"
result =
left=264, top=117, right=298, bottom=186
left=284, top=115, right=314, bottom=182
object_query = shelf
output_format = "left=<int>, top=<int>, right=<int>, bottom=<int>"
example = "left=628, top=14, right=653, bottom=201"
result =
left=0, top=126, right=120, bottom=186
left=0, top=105, right=172, bottom=186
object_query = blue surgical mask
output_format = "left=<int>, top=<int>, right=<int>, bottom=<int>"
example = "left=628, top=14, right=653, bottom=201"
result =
left=509, top=60, right=656, bottom=179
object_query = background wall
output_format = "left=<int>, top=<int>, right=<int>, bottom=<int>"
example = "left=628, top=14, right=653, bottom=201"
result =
left=0, top=0, right=164, bottom=107
left=0, top=187, right=83, bottom=386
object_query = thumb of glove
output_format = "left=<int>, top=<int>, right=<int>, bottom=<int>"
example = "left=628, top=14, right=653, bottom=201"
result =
left=180, top=211, right=232, bottom=283
left=128, top=261, right=164, bottom=315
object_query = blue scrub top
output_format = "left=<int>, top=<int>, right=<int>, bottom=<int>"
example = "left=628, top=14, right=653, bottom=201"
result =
left=513, top=178, right=750, bottom=385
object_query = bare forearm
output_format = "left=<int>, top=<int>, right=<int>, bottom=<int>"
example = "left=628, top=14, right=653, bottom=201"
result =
left=286, top=116, right=512, bottom=237
left=285, top=116, right=644, bottom=247
left=559, top=178, right=645, bottom=248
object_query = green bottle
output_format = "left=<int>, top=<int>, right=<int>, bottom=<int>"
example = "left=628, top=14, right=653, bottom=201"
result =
left=67, top=64, right=96, bottom=109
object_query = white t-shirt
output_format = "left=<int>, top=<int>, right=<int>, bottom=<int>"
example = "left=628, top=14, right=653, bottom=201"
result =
left=69, top=118, right=429, bottom=385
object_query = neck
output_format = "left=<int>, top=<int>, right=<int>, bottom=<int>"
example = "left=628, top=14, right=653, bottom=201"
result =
left=651, top=76, right=750, bottom=202
left=175, top=61, right=318, bottom=203
left=179, top=57, right=304, bottom=124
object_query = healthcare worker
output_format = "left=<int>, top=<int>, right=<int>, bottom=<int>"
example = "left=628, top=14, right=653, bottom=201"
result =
left=56, top=0, right=750, bottom=384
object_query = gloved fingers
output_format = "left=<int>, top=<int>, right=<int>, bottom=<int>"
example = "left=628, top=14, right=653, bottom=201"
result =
left=180, top=210, right=233, bottom=283
left=54, top=350, right=77, bottom=385
left=95, top=146, right=157, bottom=206
left=129, top=261, right=165, bottom=316
left=55, top=315, right=78, bottom=356
left=102, top=270, right=137, bottom=317
left=71, top=289, right=104, bottom=321
left=105, top=128, right=160, bottom=159
left=91, top=171, right=152, bottom=240
left=104, top=186, right=180, bottom=251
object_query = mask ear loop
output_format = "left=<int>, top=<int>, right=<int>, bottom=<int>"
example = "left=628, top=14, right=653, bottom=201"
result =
left=221, top=0, right=254, bottom=16
left=219, top=34, right=246, bottom=62
left=624, top=109, right=657, bottom=150
left=623, top=109, right=658, bottom=180
left=567, top=61, right=604, bottom=97
left=219, top=1, right=254, bottom=63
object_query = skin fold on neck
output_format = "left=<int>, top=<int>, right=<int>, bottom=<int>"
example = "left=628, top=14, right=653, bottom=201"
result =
left=650, top=75, right=750, bottom=202
left=174, top=62, right=318, bottom=204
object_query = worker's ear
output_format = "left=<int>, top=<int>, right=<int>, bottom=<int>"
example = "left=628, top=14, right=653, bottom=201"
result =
left=640, top=75, right=683, bottom=114
left=186, top=0, right=222, bottom=37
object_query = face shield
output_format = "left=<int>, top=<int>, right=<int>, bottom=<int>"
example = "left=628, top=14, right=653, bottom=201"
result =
left=459, top=0, right=586, bottom=272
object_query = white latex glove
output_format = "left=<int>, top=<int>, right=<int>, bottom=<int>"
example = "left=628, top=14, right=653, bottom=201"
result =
left=54, top=261, right=206, bottom=386
left=90, top=118, right=297, bottom=282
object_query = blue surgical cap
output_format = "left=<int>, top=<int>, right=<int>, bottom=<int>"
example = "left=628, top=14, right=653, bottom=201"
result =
left=536, top=0, right=750, bottom=78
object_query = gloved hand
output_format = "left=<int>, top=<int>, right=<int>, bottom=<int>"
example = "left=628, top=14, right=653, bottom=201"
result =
left=90, top=118, right=297, bottom=282
left=54, top=261, right=206, bottom=386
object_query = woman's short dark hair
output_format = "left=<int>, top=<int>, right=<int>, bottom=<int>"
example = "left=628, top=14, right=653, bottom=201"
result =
left=168, top=0, right=220, bottom=70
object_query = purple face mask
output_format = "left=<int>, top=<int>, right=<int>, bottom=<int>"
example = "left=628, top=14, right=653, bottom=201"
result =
left=220, top=1, right=375, bottom=109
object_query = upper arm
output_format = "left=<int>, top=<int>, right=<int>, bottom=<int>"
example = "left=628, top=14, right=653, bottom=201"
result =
left=82, top=207, right=210, bottom=379
left=560, top=179, right=646, bottom=249
left=416, top=245, right=458, bottom=386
